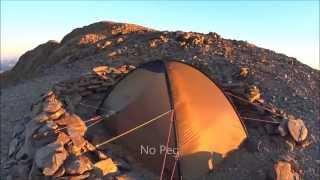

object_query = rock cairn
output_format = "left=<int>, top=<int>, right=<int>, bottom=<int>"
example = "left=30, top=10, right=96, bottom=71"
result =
left=5, top=65, right=135, bottom=179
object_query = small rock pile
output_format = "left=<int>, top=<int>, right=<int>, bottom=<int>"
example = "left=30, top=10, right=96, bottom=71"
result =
left=53, top=65, right=135, bottom=98
left=4, top=65, right=135, bottom=179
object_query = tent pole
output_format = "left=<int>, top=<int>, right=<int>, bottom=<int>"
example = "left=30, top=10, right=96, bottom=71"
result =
left=163, top=60, right=182, bottom=179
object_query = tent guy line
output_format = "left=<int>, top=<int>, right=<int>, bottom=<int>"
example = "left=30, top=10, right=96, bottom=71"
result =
left=95, top=109, right=173, bottom=148
left=224, top=91, right=282, bottom=117
left=241, top=117, right=280, bottom=124
left=170, top=154, right=179, bottom=180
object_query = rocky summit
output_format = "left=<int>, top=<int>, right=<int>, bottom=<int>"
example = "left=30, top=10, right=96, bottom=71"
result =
left=1, top=21, right=319, bottom=180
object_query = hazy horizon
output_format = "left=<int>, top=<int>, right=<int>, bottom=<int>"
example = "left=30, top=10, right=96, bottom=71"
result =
left=1, top=1, right=319, bottom=69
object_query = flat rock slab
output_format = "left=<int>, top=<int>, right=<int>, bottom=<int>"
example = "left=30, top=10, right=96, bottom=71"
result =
left=94, top=158, right=118, bottom=176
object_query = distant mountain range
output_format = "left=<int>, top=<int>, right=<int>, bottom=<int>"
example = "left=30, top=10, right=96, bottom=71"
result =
left=0, top=59, right=17, bottom=73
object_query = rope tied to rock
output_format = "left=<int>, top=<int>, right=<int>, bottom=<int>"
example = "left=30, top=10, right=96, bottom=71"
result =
left=241, top=117, right=280, bottom=124
left=225, top=91, right=282, bottom=117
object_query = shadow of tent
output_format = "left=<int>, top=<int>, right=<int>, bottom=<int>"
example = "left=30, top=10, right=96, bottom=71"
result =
left=204, top=140, right=272, bottom=180
left=180, top=149, right=242, bottom=180
left=178, top=140, right=253, bottom=180
left=180, top=151, right=216, bottom=179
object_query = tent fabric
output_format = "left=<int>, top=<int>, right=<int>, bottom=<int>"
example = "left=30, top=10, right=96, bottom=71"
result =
left=99, top=60, right=247, bottom=180
left=166, top=61, right=247, bottom=179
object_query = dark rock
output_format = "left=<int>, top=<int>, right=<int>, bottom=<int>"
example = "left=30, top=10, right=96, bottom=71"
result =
left=277, top=120, right=288, bottom=137
left=79, top=90, right=93, bottom=97
left=95, top=86, right=110, bottom=92
left=11, top=162, right=32, bottom=179
left=8, top=138, right=19, bottom=157
left=12, top=122, right=25, bottom=138
left=34, top=142, right=68, bottom=176
left=37, top=121, right=58, bottom=135
left=64, top=155, right=93, bottom=175
left=41, top=91, right=54, bottom=99
left=53, top=166, right=66, bottom=177
left=62, top=172, right=90, bottom=180
left=23, top=120, right=42, bottom=157
left=244, top=136, right=261, bottom=153
left=28, top=162, right=45, bottom=180
left=69, top=93, right=82, bottom=106
left=264, top=124, right=276, bottom=135
left=15, top=145, right=29, bottom=160
left=87, top=84, right=102, bottom=90
left=31, top=102, right=43, bottom=117
left=113, top=158, right=131, bottom=171
left=3, top=159, right=17, bottom=169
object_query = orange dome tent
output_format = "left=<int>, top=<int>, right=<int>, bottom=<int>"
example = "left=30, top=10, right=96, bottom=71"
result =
left=98, top=60, right=247, bottom=179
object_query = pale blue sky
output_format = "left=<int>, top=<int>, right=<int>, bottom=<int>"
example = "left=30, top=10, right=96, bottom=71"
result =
left=1, top=1, right=319, bottom=69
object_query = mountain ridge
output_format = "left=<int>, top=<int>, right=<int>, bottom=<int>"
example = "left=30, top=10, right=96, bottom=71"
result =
left=1, top=21, right=318, bottom=86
